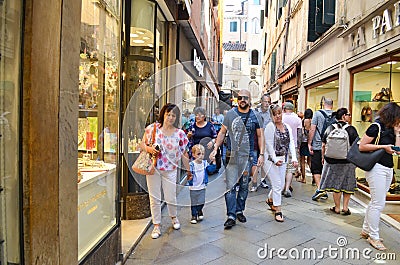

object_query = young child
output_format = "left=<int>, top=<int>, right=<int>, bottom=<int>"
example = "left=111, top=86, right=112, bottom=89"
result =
left=187, top=144, right=209, bottom=224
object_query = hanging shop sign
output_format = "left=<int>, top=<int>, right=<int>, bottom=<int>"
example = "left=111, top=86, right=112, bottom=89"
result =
left=193, top=49, right=204, bottom=77
left=372, top=1, right=400, bottom=39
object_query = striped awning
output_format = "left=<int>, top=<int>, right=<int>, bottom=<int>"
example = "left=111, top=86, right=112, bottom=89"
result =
left=277, top=64, right=297, bottom=84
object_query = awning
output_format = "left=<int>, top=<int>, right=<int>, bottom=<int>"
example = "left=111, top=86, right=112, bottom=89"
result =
left=277, top=64, right=297, bottom=84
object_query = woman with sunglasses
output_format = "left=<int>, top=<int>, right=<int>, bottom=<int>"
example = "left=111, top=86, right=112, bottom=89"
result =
left=319, top=108, right=359, bottom=216
left=264, top=104, right=298, bottom=222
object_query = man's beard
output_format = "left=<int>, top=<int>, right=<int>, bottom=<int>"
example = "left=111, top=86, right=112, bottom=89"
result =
left=238, top=102, right=249, bottom=110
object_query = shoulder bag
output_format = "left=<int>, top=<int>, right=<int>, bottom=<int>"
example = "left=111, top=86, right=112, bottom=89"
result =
left=346, top=122, right=386, bottom=171
left=132, top=124, right=157, bottom=175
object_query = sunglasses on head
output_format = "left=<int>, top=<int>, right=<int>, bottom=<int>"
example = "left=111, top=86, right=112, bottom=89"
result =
left=237, top=95, right=249, bottom=101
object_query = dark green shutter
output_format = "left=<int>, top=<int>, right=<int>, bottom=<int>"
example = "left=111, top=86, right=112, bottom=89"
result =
left=270, top=51, right=277, bottom=83
left=322, top=0, right=335, bottom=25
left=265, top=0, right=268, bottom=17
left=260, top=10, right=264, bottom=28
left=307, top=0, right=319, bottom=42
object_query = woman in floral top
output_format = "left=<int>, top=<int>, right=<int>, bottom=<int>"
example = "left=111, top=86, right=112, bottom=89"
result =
left=141, top=103, right=189, bottom=239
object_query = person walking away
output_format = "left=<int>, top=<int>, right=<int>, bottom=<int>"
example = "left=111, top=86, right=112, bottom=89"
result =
left=264, top=104, right=298, bottom=222
left=308, top=97, right=335, bottom=201
left=187, top=144, right=209, bottom=224
left=140, top=103, right=190, bottom=239
left=210, top=89, right=264, bottom=229
left=282, top=102, right=302, bottom=197
left=251, top=93, right=272, bottom=191
left=359, top=102, right=400, bottom=251
left=299, top=109, right=313, bottom=183
left=319, top=108, right=358, bottom=215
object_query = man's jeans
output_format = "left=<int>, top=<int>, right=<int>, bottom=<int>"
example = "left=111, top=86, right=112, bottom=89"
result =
left=224, top=155, right=252, bottom=219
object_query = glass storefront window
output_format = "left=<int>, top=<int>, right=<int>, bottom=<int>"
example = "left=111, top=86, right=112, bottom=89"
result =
left=0, top=1, right=22, bottom=263
left=352, top=57, right=400, bottom=198
left=306, top=79, right=338, bottom=111
left=78, top=0, right=121, bottom=260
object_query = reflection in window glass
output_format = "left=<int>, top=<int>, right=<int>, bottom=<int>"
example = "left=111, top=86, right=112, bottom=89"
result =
left=78, top=0, right=120, bottom=260
left=0, top=1, right=22, bottom=264
left=307, top=81, right=338, bottom=111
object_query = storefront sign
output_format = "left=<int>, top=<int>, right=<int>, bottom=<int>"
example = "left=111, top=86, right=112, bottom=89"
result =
left=348, top=27, right=366, bottom=51
left=372, top=1, right=400, bottom=38
left=193, top=49, right=204, bottom=77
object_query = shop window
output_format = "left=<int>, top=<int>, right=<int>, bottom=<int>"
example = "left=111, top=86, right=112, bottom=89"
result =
left=352, top=58, right=400, bottom=198
left=0, top=1, right=23, bottom=264
left=78, top=0, right=121, bottom=260
left=306, top=79, right=338, bottom=111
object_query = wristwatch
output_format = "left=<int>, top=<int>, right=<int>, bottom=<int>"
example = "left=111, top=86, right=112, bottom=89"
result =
left=259, top=153, right=264, bottom=156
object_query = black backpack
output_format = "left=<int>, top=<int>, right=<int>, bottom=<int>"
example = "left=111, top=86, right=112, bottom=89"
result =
left=316, top=110, right=336, bottom=137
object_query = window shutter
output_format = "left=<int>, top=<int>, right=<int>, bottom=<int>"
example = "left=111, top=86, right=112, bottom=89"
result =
left=260, top=10, right=265, bottom=28
left=322, top=0, right=335, bottom=25
left=315, top=0, right=331, bottom=34
left=307, top=0, right=319, bottom=42
left=265, top=0, right=268, bottom=17
left=270, top=51, right=277, bottom=83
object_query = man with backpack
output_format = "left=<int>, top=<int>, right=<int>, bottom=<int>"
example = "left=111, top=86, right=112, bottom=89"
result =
left=308, top=98, right=335, bottom=201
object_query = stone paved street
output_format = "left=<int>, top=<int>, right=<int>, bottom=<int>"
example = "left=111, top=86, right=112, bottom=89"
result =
left=125, top=173, right=400, bottom=265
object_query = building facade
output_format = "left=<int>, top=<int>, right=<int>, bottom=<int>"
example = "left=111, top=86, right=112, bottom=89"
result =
left=262, top=0, right=400, bottom=205
left=222, top=0, right=264, bottom=104
left=0, top=0, right=220, bottom=264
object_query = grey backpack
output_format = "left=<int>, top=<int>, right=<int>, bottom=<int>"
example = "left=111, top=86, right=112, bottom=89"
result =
left=325, top=123, right=350, bottom=159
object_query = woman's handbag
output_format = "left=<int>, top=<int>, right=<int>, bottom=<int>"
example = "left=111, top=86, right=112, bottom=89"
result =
left=346, top=122, right=385, bottom=171
left=132, top=124, right=157, bottom=175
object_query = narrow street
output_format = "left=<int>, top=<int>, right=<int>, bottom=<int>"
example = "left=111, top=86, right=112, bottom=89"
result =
left=125, top=172, right=400, bottom=265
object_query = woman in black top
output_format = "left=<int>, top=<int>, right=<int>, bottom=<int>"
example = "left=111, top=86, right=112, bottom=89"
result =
left=359, top=102, right=400, bottom=251
left=187, top=107, right=217, bottom=164
left=319, top=108, right=359, bottom=215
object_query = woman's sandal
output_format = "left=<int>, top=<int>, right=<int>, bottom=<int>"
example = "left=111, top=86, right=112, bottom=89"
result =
left=360, top=230, right=383, bottom=241
left=266, top=198, right=277, bottom=211
left=275, top=212, right=284, bottom=222
left=367, top=237, right=387, bottom=251
left=329, top=206, right=340, bottom=214
left=341, top=209, right=351, bottom=216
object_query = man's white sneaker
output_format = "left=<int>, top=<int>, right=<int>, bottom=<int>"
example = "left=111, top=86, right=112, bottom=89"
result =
left=172, top=217, right=181, bottom=230
left=151, top=225, right=161, bottom=239
left=250, top=185, right=257, bottom=192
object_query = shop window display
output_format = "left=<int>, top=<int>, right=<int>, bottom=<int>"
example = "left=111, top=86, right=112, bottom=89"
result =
left=78, top=0, right=120, bottom=260
left=0, top=1, right=23, bottom=263
left=306, top=79, right=338, bottom=111
left=352, top=59, right=400, bottom=198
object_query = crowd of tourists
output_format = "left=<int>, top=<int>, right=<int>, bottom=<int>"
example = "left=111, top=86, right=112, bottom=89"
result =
left=136, top=93, right=400, bottom=252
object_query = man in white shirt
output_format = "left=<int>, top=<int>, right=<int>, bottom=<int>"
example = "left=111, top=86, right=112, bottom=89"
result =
left=282, top=102, right=302, bottom=197
left=250, top=94, right=272, bottom=191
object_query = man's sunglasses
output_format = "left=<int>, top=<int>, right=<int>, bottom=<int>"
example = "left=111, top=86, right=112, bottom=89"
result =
left=237, top=95, right=249, bottom=101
